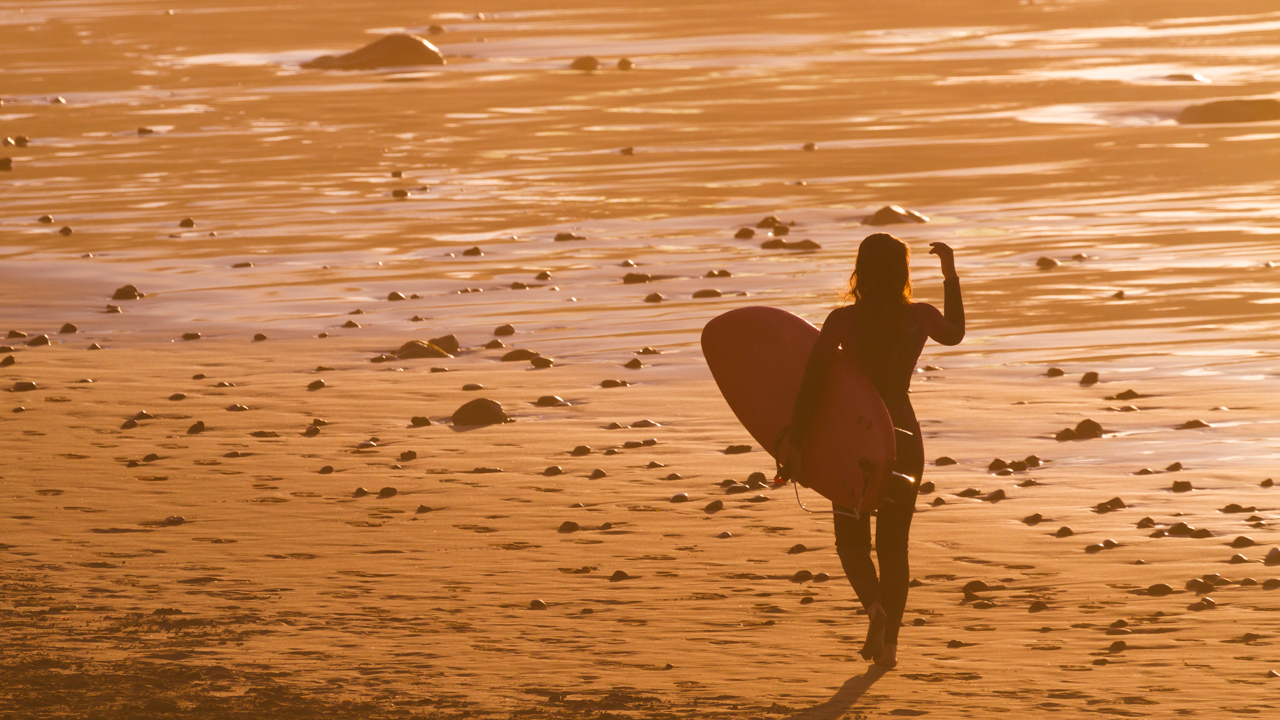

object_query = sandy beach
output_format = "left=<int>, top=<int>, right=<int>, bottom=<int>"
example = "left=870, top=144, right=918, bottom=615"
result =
left=3, top=0, right=1280, bottom=717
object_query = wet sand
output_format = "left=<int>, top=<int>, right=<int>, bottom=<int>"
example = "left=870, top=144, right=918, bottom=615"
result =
left=3, top=0, right=1280, bottom=717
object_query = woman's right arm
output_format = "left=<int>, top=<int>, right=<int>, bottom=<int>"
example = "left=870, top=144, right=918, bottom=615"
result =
left=788, top=309, right=845, bottom=448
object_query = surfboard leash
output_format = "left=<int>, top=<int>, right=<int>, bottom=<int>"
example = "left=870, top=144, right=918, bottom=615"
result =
left=773, top=425, right=863, bottom=521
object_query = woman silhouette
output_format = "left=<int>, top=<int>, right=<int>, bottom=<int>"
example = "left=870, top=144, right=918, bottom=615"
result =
left=788, top=233, right=964, bottom=668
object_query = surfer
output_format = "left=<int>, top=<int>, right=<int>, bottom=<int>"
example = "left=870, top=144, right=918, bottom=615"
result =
left=787, top=233, right=964, bottom=668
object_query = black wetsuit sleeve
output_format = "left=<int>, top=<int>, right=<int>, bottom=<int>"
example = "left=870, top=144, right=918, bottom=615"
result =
left=929, top=277, right=965, bottom=346
left=787, top=311, right=844, bottom=448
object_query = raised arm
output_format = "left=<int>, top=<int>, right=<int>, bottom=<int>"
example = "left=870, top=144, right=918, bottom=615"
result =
left=788, top=308, right=846, bottom=448
left=928, top=242, right=965, bottom=346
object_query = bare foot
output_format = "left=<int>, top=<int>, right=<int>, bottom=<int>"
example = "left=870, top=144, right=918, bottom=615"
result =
left=859, top=603, right=887, bottom=660
left=875, top=642, right=898, bottom=669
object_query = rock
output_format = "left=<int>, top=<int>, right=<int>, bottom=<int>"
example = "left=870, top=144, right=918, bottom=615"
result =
left=181, top=332, right=201, bottom=341
left=57, top=323, right=77, bottom=334
left=935, top=456, right=957, bottom=466
left=529, top=599, right=547, bottom=610
left=1080, top=371, right=1099, bottom=385
left=862, top=205, right=929, bottom=225
left=590, top=469, right=606, bottom=479
left=112, top=284, right=144, bottom=300
left=452, top=398, right=509, bottom=426
left=494, top=324, right=515, bottom=336
left=1177, top=99, right=1280, bottom=124
left=609, top=570, right=630, bottom=582
left=1266, top=548, right=1280, bottom=565
left=303, top=34, right=445, bottom=70
left=601, top=379, right=629, bottom=388
left=1136, top=517, right=1155, bottom=528
left=342, top=321, right=360, bottom=329
left=463, top=246, right=483, bottom=256
left=724, top=445, right=751, bottom=454
left=10, top=381, right=37, bottom=392
left=411, top=416, right=432, bottom=427
left=1036, top=257, right=1061, bottom=269
left=918, top=480, right=935, bottom=493
left=623, top=272, right=653, bottom=284
left=462, top=383, right=483, bottom=392
left=544, top=466, right=563, bottom=476
left=303, top=426, right=320, bottom=437
left=378, top=487, right=397, bottom=498
left=1046, top=367, right=1065, bottom=378
left=1055, top=526, right=1074, bottom=538
left=624, top=358, right=642, bottom=369
left=307, top=379, right=325, bottom=391
left=1108, top=389, right=1141, bottom=401
left=1075, top=418, right=1104, bottom=438
left=59, top=227, right=72, bottom=236
left=1055, top=428, right=1078, bottom=441
left=0, top=157, right=10, bottom=171
left=984, top=489, right=1007, bottom=502
left=618, top=58, right=634, bottom=70
left=1166, top=462, right=1183, bottom=472
left=1178, top=419, right=1211, bottom=429
left=502, top=349, right=539, bottom=362
left=1023, top=513, right=1043, bottom=525
left=705, top=500, right=724, bottom=512
left=644, top=293, right=663, bottom=303
left=735, top=228, right=755, bottom=239
left=394, top=340, right=451, bottom=359
left=531, top=356, right=554, bottom=369
left=319, top=466, right=334, bottom=475
left=1190, top=528, right=1213, bottom=539
left=25, top=335, right=49, bottom=347
left=187, top=421, right=205, bottom=434
left=169, top=393, right=186, bottom=401
left=253, top=333, right=267, bottom=342
left=387, top=291, right=407, bottom=301
left=761, top=238, right=821, bottom=250
left=988, top=458, right=1008, bottom=472
left=692, top=289, right=722, bottom=298
left=1230, top=554, right=1250, bottom=564
left=1172, top=480, right=1193, bottom=492
left=554, top=232, right=585, bottom=242
left=484, top=339, right=505, bottom=350
left=570, top=56, right=600, bottom=71
left=670, top=493, right=689, bottom=503
left=0, top=356, right=12, bottom=367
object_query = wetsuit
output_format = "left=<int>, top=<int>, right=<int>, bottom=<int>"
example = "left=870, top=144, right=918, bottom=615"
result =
left=789, top=277, right=964, bottom=645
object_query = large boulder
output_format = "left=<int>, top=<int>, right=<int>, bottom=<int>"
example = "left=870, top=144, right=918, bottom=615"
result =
left=303, top=34, right=445, bottom=70
left=452, top=398, right=509, bottom=426
left=1177, top=99, right=1280, bottom=124
left=394, top=340, right=452, bottom=359
left=862, top=205, right=929, bottom=226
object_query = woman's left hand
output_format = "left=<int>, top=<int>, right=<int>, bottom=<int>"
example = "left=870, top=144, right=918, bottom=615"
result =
left=929, top=242, right=957, bottom=280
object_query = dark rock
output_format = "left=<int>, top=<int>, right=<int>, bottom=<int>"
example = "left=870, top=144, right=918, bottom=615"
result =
left=558, top=521, right=579, bottom=533
left=59, top=227, right=72, bottom=236
left=502, top=348, right=539, bottom=362
left=494, top=324, right=515, bottom=336
left=988, top=458, right=1008, bottom=472
left=10, top=381, right=37, bottom=392
left=1023, top=513, right=1043, bottom=525
left=862, top=205, right=929, bottom=225
left=624, top=358, right=642, bottom=369
left=644, top=293, right=663, bottom=303
left=59, top=323, right=77, bottom=334
left=253, top=333, right=267, bottom=342
left=623, top=273, right=652, bottom=284
left=342, top=321, right=360, bottom=329
left=319, top=465, right=334, bottom=474
left=26, top=335, right=50, bottom=347
left=1178, top=99, right=1280, bottom=124
left=935, top=456, right=957, bottom=466
left=735, top=228, right=755, bottom=239
left=1036, top=257, right=1061, bottom=269
left=670, top=493, right=689, bottom=503
left=956, top=488, right=982, bottom=497
left=452, top=398, right=509, bottom=426
left=570, top=56, right=600, bottom=71
left=1055, top=428, right=1078, bottom=441
left=399, top=450, right=417, bottom=462
left=536, top=396, right=568, bottom=407
left=1166, top=462, right=1183, bottom=472
left=590, top=469, right=606, bottom=479
left=187, top=421, right=205, bottom=434
left=609, top=570, right=630, bottom=582
left=617, top=58, right=634, bottom=70
left=693, top=289, right=722, bottom=298
left=544, top=466, right=563, bottom=476
left=112, top=284, right=144, bottom=300
left=463, top=246, right=483, bottom=256
left=1075, top=418, right=1104, bottom=439
left=1080, top=371, right=1099, bottom=385
left=484, top=339, right=505, bottom=350
left=303, top=34, right=445, bottom=70
left=378, top=487, right=397, bottom=499
left=918, top=480, right=935, bottom=493
left=761, top=238, right=821, bottom=250
left=411, top=416, right=432, bottom=426
left=1172, top=480, right=1193, bottom=492
left=307, top=379, right=325, bottom=391
left=1178, top=419, right=1211, bottom=429
left=554, top=232, right=585, bottom=241
left=601, top=379, right=629, bottom=388
left=531, top=356, right=554, bottom=369
left=705, top=500, right=724, bottom=512
left=571, top=445, right=591, bottom=456
left=724, top=445, right=751, bottom=454
left=1055, top=526, right=1074, bottom=538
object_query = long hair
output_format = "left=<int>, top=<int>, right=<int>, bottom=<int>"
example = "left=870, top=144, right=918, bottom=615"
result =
left=847, top=233, right=912, bottom=306
left=846, top=233, right=912, bottom=393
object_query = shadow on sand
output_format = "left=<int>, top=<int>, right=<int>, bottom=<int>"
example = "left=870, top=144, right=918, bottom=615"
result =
left=788, top=665, right=888, bottom=720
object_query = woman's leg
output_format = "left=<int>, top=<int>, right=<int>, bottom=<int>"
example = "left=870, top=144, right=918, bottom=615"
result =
left=875, top=434, right=925, bottom=651
left=832, top=504, right=880, bottom=610
left=833, top=504, right=886, bottom=659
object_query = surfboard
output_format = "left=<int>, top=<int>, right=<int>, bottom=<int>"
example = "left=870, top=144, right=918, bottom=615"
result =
left=701, top=306, right=896, bottom=514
